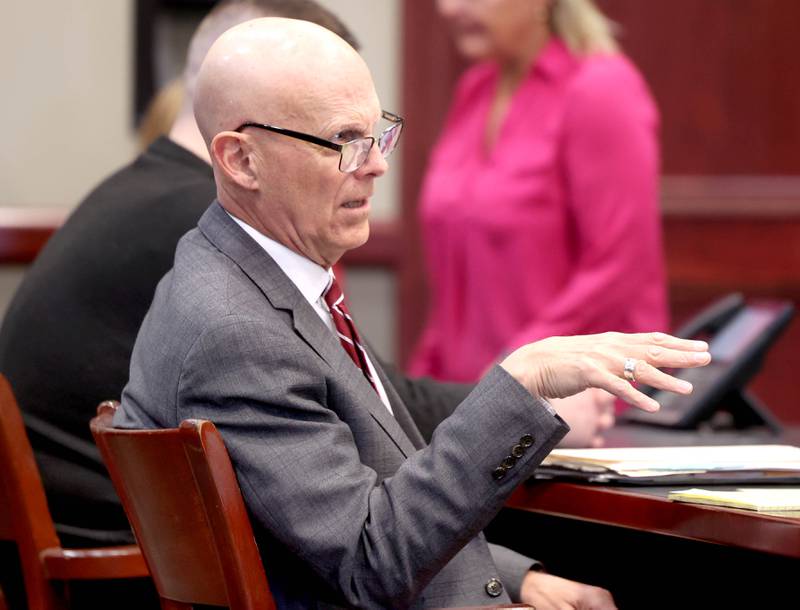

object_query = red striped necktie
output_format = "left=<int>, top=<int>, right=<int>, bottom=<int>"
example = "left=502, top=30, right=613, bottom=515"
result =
left=323, top=276, right=378, bottom=394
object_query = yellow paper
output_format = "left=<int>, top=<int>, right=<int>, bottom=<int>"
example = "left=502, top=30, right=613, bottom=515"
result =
left=668, top=487, right=800, bottom=511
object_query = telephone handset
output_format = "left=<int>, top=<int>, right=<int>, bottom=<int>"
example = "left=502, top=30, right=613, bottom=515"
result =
left=620, top=293, right=794, bottom=432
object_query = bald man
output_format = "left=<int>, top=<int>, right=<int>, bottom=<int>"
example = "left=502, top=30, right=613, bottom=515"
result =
left=115, top=17, right=710, bottom=610
left=0, top=0, right=358, bottom=553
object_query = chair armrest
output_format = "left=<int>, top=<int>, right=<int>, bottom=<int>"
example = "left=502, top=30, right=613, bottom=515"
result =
left=41, top=544, right=149, bottom=580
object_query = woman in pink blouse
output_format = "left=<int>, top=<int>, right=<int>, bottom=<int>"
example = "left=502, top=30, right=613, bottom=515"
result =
left=411, top=0, right=668, bottom=412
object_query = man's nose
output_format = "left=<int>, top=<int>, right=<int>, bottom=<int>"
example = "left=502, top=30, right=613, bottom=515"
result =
left=357, top=142, right=389, bottom=178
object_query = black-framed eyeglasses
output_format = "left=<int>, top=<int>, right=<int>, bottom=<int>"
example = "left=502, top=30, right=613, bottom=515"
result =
left=235, top=110, right=404, bottom=173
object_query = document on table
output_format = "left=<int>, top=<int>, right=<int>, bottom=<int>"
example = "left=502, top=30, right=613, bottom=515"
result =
left=534, top=445, right=800, bottom=485
left=669, top=488, right=800, bottom=512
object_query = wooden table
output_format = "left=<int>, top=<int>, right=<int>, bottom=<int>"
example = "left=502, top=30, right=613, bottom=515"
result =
left=490, top=424, right=800, bottom=609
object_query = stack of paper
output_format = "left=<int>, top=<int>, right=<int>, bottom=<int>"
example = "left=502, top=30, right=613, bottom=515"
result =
left=537, top=445, right=800, bottom=484
left=669, top=488, right=800, bottom=512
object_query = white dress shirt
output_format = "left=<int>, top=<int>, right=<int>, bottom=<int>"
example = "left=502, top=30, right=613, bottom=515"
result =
left=228, top=213, right=393, bottom=414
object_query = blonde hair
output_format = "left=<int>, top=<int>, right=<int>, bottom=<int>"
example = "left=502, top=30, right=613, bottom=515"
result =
left=137, top=78, right=185, bottom=151
left=551, top=0, right=619, bottom=55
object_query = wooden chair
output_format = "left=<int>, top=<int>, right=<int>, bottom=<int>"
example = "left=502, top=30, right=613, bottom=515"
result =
left=0, top=375, right=147, bottom=610
left=91, top=401, right=276, bottom=610
left=90, top=402, right=531, bottom=610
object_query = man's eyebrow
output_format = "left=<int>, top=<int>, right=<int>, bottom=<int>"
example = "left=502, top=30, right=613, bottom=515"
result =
left=328, top=122, right=369, bottom=136
left=324, top=112, right=382, bottom=136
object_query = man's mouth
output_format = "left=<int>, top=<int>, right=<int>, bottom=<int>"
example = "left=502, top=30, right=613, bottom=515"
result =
left=341, top=199, right=367, bottom=209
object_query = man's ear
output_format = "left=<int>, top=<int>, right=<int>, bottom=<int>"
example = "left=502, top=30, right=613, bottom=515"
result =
left=210, top=132, right=259, bottom=190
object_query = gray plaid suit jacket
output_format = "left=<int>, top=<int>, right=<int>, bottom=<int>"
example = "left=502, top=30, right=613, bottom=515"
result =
left=116, top=202, right=568, bottom=609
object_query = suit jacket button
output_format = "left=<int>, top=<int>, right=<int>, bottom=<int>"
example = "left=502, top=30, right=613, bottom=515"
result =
left=501, top=455, right=517, bottom=469
left=511, top=444, right=525, bottom=458
left=485, top=578, right=504, bottom=597
left=491, top=466, right=507, bottom=481
left=520, top=434, right=534, bottom=448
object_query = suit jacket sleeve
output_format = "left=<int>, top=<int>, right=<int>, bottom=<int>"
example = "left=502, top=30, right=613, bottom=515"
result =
left=381, top=361, right=543, bottom=599
left=488, top=543, right=542, bottom=602
left=174, top=315, right=568, bottom=609
left=380, top=360, right=475, bottom=443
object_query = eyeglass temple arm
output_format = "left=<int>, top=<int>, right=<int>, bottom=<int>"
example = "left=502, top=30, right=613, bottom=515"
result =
left=236, top=123, right=343, bottom=153
left=381, top=110, right=403, bottom=124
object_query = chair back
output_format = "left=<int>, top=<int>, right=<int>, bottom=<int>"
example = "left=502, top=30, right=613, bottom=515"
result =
left=90, top=402, right=276, bottom=610
left=0, top=374, right=65, bottom=609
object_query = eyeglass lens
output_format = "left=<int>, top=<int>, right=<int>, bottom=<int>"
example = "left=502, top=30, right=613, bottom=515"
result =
left=340, top=138, right=374, bottom=172
left=379, top=122, right=403, bottom=157
left=339, top=120, right=403, bottom=173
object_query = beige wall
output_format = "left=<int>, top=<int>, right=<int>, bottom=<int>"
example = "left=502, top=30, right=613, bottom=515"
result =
left=0, top=0, right=138, bottom=319
left=2, top=0, right=138, bottom=208
left=1, top=0, right=400, bottom=359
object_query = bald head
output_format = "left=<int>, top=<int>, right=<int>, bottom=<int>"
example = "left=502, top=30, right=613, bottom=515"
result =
left=170, top=3, right=359, bottom=162
left=194, top=17, right=373, bottom=147
left=181, top=0, right=360, bottom=111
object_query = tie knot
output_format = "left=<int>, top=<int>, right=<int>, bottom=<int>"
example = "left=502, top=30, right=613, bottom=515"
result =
left=323, top=276, right=343, bottom=309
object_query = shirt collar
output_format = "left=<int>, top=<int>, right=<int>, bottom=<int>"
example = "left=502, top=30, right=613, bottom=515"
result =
left=531, top=37, right=579, bottom=81
left=227, top=212, right=331, bottom=306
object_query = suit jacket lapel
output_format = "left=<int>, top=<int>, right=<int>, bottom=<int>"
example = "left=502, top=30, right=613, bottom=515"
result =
left=198, top=202, right=418, bottom=458
left=369, top=349, right=427, bottom=451
left=289, top=306, right=419, bottom=459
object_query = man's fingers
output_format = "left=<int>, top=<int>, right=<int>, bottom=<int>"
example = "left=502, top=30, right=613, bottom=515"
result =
left=590, top=411, right=614, bottom=448
left=589, top=388, right=616, bottom=412
left=632, top=361, right=694, bottom=394
left=583, top=587, right=618, bottom=610
left=593, top=370, right=660, bottom=412
left=596, top=359, right=700, bottom=411
left=625, top=331, right=708, bottom=352
left=598, top=411, right=615, bottom=430
left=638, top=346, right=711, bottom=369
left=520, top=572, right=616, bottom=610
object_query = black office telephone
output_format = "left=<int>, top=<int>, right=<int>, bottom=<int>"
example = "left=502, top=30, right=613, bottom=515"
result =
left=620, top=293, right=794, bottom=432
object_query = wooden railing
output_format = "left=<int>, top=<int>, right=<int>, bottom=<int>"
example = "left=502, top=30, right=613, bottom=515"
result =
left=0, top=208, right=70, bottom=264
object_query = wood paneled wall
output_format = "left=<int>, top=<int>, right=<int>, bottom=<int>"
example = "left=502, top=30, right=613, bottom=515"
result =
left=400, top=2, right=462, bottom=366
left=599, top=0, right=800, bottom=175
left=597, top=1, right=800, bottom=422
left=0, top=209, right=69, bottom=264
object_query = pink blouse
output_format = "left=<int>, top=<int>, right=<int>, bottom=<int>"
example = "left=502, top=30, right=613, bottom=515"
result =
left=409, top=39, right=668, bottom=382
